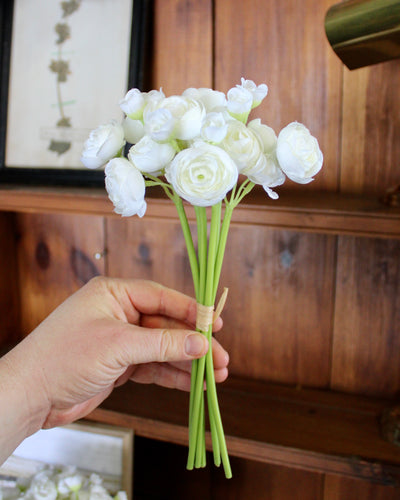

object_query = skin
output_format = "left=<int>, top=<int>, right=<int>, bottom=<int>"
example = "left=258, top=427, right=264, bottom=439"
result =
left=0, top=277, right=229, bottom=465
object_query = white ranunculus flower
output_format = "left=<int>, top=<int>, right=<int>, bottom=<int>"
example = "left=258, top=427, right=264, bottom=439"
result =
left=128, top=135, right=175, bottom=174
left=81, top=121, right=125, bottom=169
left=165, top=142, right=238, bottom=207
left=244, top=154, right=286, bottom=199
left=182, top=87, right=227, bottom=112
left=219, top=120, right=263, bottom=172
left=276, top=122, right=323, bottom=184
left=105, top=158, right=147, bottom=217
left=144, top=108, right=176, bottom=142
left=200, top=112, right=228, bottom=143
left=226, top=86, right=253, bottom=121
left=144, top=95, right=205, bottom=142
left=239, top=78, right=268, bottom=108
left=247, top=119, right=277, bottom=154
left=122, top=117, right=145, bottom=144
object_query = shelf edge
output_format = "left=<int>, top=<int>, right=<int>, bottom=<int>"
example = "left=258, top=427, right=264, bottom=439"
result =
left=87, top=408, right=400, bottom=486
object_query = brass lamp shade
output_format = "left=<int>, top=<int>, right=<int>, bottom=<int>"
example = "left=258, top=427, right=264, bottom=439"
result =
left=325, top=0, right=400, bottom=69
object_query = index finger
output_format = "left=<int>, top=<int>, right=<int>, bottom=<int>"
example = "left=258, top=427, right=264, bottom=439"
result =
left=105, top=278, right=199, bottom=325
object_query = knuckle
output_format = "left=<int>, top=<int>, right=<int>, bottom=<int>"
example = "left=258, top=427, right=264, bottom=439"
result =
left=159, top=329, right=175, bottom=361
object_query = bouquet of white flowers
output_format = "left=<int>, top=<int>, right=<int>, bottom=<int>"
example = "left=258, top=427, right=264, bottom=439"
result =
left=0, top=465, right=127, bottom=500
left=81, top=78, right=323, bottom=478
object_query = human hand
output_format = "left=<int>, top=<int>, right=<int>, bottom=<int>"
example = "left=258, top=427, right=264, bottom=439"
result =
left=4, top=277, right=229, bottom=431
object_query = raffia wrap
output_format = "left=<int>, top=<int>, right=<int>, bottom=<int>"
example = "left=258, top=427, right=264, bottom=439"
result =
left=195, top=287, right=228, bottom=332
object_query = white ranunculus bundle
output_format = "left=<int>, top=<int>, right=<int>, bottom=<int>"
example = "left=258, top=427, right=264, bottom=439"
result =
left=81, top=78, right=323, bottom=478
left=0, top=465, right=127, bottom=500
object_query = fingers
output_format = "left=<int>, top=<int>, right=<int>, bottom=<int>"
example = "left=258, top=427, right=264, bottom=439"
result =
left=117, top=324, right=209, bottom=366
left=170, top=338, right=229, bottom=373
left=101, top=277, right=224, bottom=331
left=128, top=363, right=229, bottom=392
left=140, top=312, right=223, bottom=333
left=105, top=278, right=199, bottom=325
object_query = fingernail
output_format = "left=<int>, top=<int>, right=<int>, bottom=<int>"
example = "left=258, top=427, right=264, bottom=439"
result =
left=185, top=334, right=206, bottom=356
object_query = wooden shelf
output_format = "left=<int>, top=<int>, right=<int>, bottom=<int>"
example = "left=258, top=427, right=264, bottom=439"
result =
left=0, top=184, right=399, bottom=238
left=87, top=377, right=400, bottom=485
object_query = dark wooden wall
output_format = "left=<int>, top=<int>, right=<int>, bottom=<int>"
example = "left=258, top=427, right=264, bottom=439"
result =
left=1, top=0, right=400, bottom=498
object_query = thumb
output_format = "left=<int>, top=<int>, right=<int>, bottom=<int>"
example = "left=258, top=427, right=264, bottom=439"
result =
left=119, top=325, right=209, bottom=365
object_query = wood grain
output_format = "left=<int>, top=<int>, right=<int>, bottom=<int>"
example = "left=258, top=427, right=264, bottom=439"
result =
left=15, top=213, right=105, bottom=335
left=106, top=216, right=196, bottom=296
left=219, top=226, right=336, bottom=386
left=324, top=475, right=400, bottom=499
left=331, top=236, right=400, bottom=397
left=152, top=0, right=212, bottom=94
left=106, top=216, right=336, bottom=386
left=212, top=459, right=323, bottom=500
left=214, top=0, right=342, bottom=191
left=341, top=60, right=400, bottom=195
left=1, top=185, right=399, bottom=239
left=88, top=376, right=400, bottom=484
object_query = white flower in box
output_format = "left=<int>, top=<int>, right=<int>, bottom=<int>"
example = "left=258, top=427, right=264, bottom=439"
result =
left=25, top=471, right=57, bottom=500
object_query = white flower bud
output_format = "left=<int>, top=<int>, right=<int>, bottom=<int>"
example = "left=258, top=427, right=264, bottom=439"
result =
left=226, top=86, right=253, bottom=121
left=239, top=78, right=268, bottom=107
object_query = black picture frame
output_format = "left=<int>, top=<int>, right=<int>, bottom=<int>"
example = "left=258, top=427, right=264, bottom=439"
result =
left=0, top=0, right=152, bottom=187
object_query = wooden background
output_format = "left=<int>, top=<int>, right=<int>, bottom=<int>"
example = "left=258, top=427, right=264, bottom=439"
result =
left=1, top=0, right=400, bottom=498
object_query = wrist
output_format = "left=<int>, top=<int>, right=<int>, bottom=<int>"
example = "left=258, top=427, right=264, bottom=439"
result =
left=0, top=338, right=50, bottom=464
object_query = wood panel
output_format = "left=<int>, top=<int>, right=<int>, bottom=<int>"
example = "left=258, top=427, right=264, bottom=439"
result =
left=331, top=236, right=400, bottom=397
left=106, top=217, right=196, bottom=296
left=219, top=226, right=336, bottom=386
left=15, top=213, right=105, bottom=335
left=214, top=0, right=342, bottom=192
left=0, top=212, right=20, bottom=349
left=212, top=459, right=323, bottom=500
left=1, top=186, right=400, bottom=239
left=341, top=61, right=400, bottom=196
left=324, top=475, right=400, bottom=500
left=107, top=216, right=336, bottom=387
left=152, top=0, right=212, bottom=94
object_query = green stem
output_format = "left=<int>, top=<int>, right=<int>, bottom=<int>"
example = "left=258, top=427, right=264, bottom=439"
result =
left=173, top=195, right=199, bottom=298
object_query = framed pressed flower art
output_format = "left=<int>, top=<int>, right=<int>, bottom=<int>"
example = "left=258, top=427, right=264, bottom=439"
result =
left=0, top=0, right=151, bottom=186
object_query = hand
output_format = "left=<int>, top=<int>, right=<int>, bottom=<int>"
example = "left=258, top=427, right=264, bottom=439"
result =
left=3, top=277, right=229, bottom=433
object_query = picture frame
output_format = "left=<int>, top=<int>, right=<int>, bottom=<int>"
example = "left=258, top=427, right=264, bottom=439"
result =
left=0, top=421, right=134, bottom=499
left=0, top=0, right=152, bottom=186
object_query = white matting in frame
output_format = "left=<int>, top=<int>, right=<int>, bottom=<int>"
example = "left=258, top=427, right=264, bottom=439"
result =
left=5, top=0, right=133, bottom=170
left=0, top=421, right=134, bottom=499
